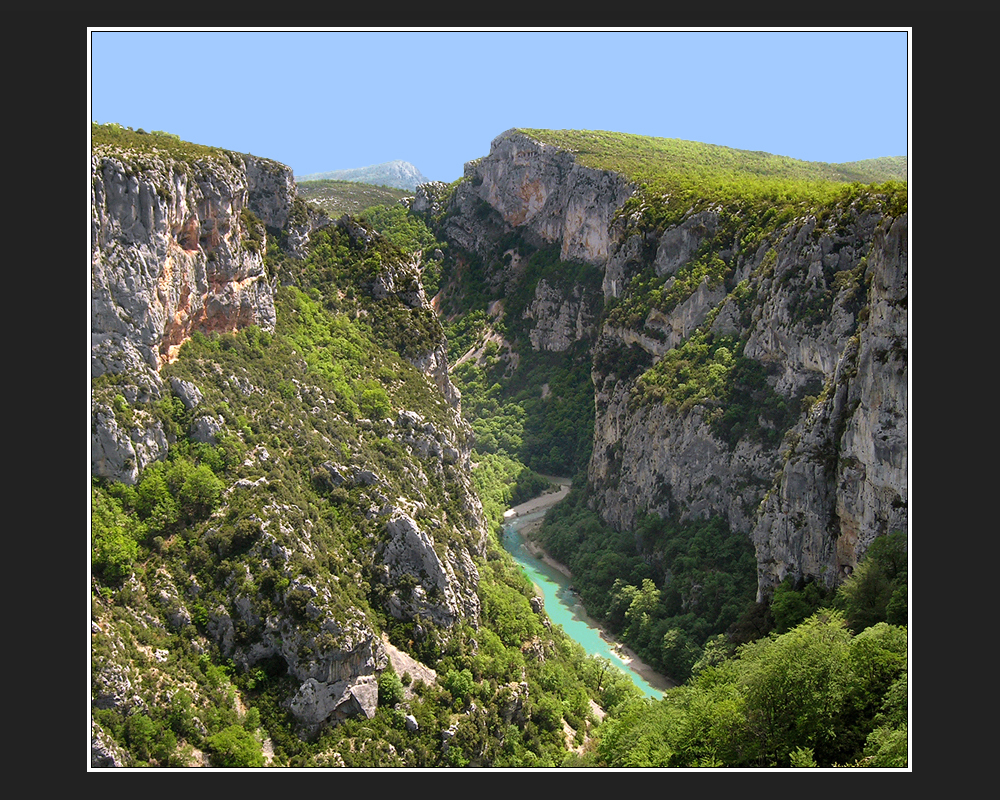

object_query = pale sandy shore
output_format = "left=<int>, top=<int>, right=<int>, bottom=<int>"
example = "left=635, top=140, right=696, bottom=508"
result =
left=504, top=478, right=573, bottom=518
left=504, top=479, right=677, bottom=694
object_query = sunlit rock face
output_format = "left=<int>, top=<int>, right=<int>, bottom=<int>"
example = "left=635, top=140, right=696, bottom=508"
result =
left=90, top=145, right=292, bottom=483
left=440, top=130, right=907, bottom=599
left=91, top=148, right=287, bottom=375
left=447, top=129, right=635, bottom=266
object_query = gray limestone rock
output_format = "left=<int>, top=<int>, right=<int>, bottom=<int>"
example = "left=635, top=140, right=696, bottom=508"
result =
left=91, top=145, right=281, bottom=375
left=92, top=719, right=130, bottom=768
left=381, top=510, right=481, bottom=628
left=444, top=129, right=907, bottom=599
left=452, top=130, right=636, bottom=266
left=91, top=402, right=168, bottom=485
left=750, top=214, right=908, bottom=596
left=169, top=377, right=203, bottom=409
left=288, top=674, right=379, bottom=730
left=523, top=278, right=598, bottom=352
left=190, top=414, right=224, bottom=444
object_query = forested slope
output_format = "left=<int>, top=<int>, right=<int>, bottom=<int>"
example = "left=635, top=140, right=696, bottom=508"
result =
left=408, top=128, right=909, bottom=767
left=90, top=124, right=908, bottom=768
left=90, top=124, right=644, bottom=768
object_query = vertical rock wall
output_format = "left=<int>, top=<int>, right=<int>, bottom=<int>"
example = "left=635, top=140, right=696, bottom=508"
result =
left=440, top=131, right=908, bottom=599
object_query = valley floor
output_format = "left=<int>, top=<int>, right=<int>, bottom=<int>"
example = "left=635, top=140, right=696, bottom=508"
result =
left=504, top=480, right=677, bottom=693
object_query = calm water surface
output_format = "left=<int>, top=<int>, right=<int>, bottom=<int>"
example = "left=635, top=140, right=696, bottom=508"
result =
left=502, top=508, right=663, bottom=699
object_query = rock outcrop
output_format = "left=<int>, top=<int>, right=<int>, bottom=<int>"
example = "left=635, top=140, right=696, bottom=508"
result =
left=445, top=129, right=635, bottom=267
left=381, top=509, right=482, bottom=627
left=523, top=278, right=600, bottom=353
left=594, top=210, right=906, bottom=595
left=90, top=143, right=291, bottom=483
left=90, top=132, right=489, bottom=741
left=91, top=147, right=285, bottom=376
left=437, top=130, right=908, bottom=599
left=750, top=214, right=907, bottom=595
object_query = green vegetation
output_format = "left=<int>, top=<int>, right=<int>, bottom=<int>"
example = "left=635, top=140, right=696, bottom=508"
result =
left=581, top=530, right=909, bottom=767
left=471, top=451, right=554, bottom=534
left=455, top=341, right=596, bottom=479
left=517, top=128, right=906, bottom=230
left=594, top=611, right=906, bottom=767
left=206, top=725, right=265, bottom=767
left=91, top=485, right=144, bottom=583
left=633, top=330, right=740, bottom=412
left=360, top=203, right=438, bottom=253
left=438, top=238, right=602, bottom=483
left=92, top=122, right=253, bottom=169
left=91, top=207, right=626, bottom=768
left=359, top=203, right=447, bottom=296
left=536, top=486, right=757, bottom=685
left=520, top=129, right=906, bottom=187
left=281, top=221, right=446, bottom=362
left=632, top=329, right=812, bottom=449
left=296, top=179, right=413, bottom=219
left=835, top=530, right=908, bottom=632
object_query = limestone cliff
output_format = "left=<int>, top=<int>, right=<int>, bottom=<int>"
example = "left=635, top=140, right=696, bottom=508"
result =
left=91, top=141, right=289, bottom=484
left=444, top=129, right=634, bottom=267
left=435, top=130, right=908, bottom=599
left=91, top=146, right=285, bottom=376
left=750, top=214, right=907, bottom=596
left=589, top=208, right=907, bottom=596
left=90, top=130, right=487, bottom=747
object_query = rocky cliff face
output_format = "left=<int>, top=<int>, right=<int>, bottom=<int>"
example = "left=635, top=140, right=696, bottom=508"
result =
left=90, top=134, right=487, bottom=746
left=445, top=130, right=635, bottom=266
left=436, top=131, right=908, bottom=599
left=91, top=144, right=289, bottom=484
left=523, top=278, right=601, bottom=353
left=91, top=148, right=285, bottom=377
left=750, top=214, right=907, bottom=596
left=590, top=208, right=907, bottom=596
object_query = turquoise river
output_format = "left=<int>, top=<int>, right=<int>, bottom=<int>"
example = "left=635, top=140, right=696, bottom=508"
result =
left=501, top=505, right=666, bottom=699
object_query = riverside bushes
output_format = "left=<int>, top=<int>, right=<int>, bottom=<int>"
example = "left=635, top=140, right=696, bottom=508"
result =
left=593, top=612, right=907, bottom=768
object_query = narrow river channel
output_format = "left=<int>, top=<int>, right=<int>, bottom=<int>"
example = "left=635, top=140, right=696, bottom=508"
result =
left=501, top=486, right=669, bottom=699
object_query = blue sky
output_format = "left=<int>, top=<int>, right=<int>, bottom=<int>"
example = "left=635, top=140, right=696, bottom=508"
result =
left=89, top=29, right=910, bottom=183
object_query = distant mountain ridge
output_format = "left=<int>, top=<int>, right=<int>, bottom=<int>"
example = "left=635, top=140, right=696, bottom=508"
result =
left=296, top=160, right=429, bottom=191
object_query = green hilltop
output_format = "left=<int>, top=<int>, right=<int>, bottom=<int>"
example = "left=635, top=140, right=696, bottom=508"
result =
left=515, top=128, right=907, bottom=224
left=295, top=179, right=413, bottom=219
left=93, top=122, right=240, bottom=165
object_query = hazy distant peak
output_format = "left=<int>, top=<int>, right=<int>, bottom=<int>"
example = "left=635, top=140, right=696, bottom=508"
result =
left=296, top=160, right=429, bottom=191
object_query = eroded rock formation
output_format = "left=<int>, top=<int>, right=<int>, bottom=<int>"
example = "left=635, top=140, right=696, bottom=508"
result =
left=90, top=134, right=487, bottom=738
left=437, top=130, right=908, bottom=598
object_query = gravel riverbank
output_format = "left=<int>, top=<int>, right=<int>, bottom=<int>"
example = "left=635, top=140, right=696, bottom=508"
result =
left=503, top=479, right=677, bottom=693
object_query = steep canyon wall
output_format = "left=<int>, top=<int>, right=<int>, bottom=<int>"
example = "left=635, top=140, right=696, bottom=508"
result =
left=439, top=129, right=908, bottom=599
left=90, top=134, right=486, bottom=737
